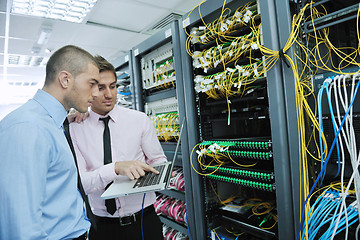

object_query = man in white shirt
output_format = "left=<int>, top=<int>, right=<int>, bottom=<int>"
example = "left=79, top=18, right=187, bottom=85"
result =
left=70, top=55, right=165, bottom=239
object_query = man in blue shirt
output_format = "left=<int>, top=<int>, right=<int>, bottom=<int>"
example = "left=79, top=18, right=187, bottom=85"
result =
left=0, top=45, right=100, bottom=239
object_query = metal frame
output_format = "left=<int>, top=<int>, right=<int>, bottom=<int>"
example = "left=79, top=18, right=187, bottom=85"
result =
left=259, top=0, right=299, bottom=239
left=111, top=50, right=136, bottom=109
left=179, top=0, right=298, bottom=239
left=131, top=20, right=197, bottom=239
left=303, top=3, right=359, bottom=33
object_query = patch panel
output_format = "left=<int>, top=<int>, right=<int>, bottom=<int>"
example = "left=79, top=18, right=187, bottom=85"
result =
left=200, top=140, right=272, bottom=150
left=145, top=97, right=179, bottom=141
left=206, top=174, right=275, bottom=192
left=194, top=60, right=265, bottom=97
left=141, top=41, right=174, bottom=90
left=145, top=96, right=179, bottom=115
left=205, top=166, right=274, bottom=182
left=151, top=112, right=180, bottom=141
left=189, top=2, right=259, bottom=45
left=226, top=150, right=272, bottom=160
left=198, top=148, right=272, bottom=161
left=192, top=31, right=261, bottom=70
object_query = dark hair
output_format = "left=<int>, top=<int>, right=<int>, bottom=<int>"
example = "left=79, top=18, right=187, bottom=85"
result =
left=44, top=45, right=99, bottom=86
left=94, top=55, right=117, bottom=81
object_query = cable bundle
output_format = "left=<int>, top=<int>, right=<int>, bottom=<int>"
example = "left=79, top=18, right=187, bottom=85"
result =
left=298, top=73, right=360, bottom=240
left=154, top=194, right=187, bottom=224
left=300, top=190, right=358, bottom=240
left=150, top=112, right=180, bottom=142
left=190, top=141, right=259, bottom=177
left=192, top=29, right=260, bottom=70
left=194, top=60, right=264, bottom=99
left=153, top=58, right=176, bottom=90
left=168, top=167, right=185, bottom=192
left=186, top=2, right=259, bottom=46
left=163, top=225, right=188, bottom=240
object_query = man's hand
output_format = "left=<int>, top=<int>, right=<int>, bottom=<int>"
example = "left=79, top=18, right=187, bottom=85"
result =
left=114, top=161, right=160, bottom=180
left=67, top=108, right=89, bottom=123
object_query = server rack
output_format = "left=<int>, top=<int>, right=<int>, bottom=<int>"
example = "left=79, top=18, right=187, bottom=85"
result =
left=287, top=1, right=360, bottom=239
left=179, top=0, right=296, bottom=239
left=131, top=20, right=196, bottom=238
left=111, top=50, right=135, bottom=109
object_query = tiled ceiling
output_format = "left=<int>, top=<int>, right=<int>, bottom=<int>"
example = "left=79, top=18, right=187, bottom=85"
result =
left=0, top=0, right=203, bottom=104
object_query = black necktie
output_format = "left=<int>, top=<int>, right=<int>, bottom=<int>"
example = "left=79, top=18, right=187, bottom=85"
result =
left=63, top=118, right=96, bottom=227
left=100, top=116, right=117, bottom=215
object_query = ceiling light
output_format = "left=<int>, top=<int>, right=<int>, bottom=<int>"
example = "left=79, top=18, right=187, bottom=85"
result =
left=37, top=26, right=52, bottom=45
left=11, top=0, right=98, bottom=23
left=8, top=54, right=48, bottom=67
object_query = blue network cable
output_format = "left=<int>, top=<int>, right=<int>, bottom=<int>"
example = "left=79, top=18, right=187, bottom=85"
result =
left=309, top=197, right=339, bottom=239
left=296, top=75, right=360, bottom=240
left=302, top=190, right=358, bottom=240
left=317, top=82, right=327, bottom=185
left=325, top=81, right=341, bottom=178
left=141, top=193, right=146, bottom=240
left=321, top=195, right=342, bottom=240
left=185, top=210, right=191, bottom=240
left=319, top=202, right=358, bottom=239
left=307, top=196, right=339, bottom=240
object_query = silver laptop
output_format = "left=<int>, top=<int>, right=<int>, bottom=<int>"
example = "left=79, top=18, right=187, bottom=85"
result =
left=101, top=118, right=185, bottom=200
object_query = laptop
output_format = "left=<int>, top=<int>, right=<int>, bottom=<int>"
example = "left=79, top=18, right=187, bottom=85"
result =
left=101, top=118, right=185, bottom=200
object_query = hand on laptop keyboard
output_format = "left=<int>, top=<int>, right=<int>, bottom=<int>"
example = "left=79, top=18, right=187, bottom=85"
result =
left=133, top=165, right=165, bottom=188
left=114, top=160, right=160, bottom=180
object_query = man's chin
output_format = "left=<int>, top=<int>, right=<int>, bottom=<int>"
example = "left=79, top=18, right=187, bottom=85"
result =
left=73, top=106, right=88, bottom=114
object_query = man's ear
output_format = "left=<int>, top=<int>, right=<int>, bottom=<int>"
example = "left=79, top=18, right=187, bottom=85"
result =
left=58, top=71, right=71, bottom=89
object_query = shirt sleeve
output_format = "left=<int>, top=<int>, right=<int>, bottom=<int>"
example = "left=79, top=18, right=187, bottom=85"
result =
left=71, top=130, right=117, bottom=195
left=0, top=123, right=49, bottom=240
left=141, top=114, right=168, bottom=165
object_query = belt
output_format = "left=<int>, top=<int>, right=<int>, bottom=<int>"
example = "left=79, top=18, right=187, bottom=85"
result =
left=93, top=205, right=154, bottom=226
left=73, top=232, right=87, bottom=240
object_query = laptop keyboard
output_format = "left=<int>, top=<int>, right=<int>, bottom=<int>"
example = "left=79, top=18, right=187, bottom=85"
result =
left=133, top=165, right=165, bottom=188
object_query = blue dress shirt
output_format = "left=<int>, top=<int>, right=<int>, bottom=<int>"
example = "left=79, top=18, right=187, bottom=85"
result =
left=0, top=89, right=90, bottom=240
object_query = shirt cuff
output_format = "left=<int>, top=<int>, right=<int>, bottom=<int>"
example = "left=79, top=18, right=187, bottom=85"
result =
left=147, top=157, right=167, bottom=165
left=99, top=162, right=118, bottom=185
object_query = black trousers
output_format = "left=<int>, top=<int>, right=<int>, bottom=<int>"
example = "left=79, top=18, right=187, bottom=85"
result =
left=89, top=208, right=163, bottom=240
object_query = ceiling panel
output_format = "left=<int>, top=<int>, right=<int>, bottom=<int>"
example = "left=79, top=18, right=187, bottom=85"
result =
left=7, top=38, right=39, bottom=56
left=0, top=0, right=205, bottom=103
left=88, top=0, right=168, bottom=33
left=8, top=15, right=44, bottom=40
left=134, top=0, right=185, bottom=12
left=0, top=13, right=5, bottom=36
left=0, top=38, right=4, bottom=52
left=174, top=0, right=204, bottom=14
left=0, top=1, right=6, bottom=12
left=0, top=65, right=46, bottom=83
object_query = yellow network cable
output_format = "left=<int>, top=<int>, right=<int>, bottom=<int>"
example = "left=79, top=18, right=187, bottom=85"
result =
left=225, top=227, right=244, bottom=237
left=151, top=112, right=179, bottom=142
left=186, top=1, right=360, bottom=238
left=153, top=59, right=176, bottom=90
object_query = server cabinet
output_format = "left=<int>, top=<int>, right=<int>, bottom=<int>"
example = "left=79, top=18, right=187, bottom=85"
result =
left=131, top=20, right=196, bottom=239
left=179, top=0, right=296, bottom=239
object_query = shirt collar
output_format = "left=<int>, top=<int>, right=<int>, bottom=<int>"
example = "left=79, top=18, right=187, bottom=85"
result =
left=33, top=89, right=67, bottom=129
left=89, top=105, right=120, bottom=124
